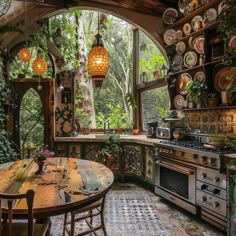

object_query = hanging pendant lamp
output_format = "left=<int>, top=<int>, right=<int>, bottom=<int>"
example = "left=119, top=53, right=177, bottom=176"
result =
left=87, top=12, right=109, bottom=88
left=18, top=0, right=31, bottom=63
left=32, top=50, right=47, bottom=75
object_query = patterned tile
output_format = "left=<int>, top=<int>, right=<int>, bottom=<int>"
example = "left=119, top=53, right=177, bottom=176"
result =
left=50, top=183, right=225, bottom=236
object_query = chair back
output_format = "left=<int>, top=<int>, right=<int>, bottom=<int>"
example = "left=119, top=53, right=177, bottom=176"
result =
left=95, top=151, right=112, bottom=169
left=0, top=190, right=35, bottom=236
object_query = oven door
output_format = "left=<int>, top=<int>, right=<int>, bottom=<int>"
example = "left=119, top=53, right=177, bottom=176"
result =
left=155, top=158, right=196, bottom=204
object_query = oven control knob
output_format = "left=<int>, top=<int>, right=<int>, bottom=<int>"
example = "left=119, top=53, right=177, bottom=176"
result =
left=213, top=202, right=219, bottom=208
left=213, top=189, right=220, bottom=195
left=201, top=173, right=207, bottom=179
left=202, top=156, right=208, bottom=163
left=201, top=196, right=207, bottom=202
left=211, top=158, right=216, bottom=165
left=201, top=184, right=207, bottom=190
left=214, top=177, right=220, bottom=183
left=193, top=154, right=198, bottom=159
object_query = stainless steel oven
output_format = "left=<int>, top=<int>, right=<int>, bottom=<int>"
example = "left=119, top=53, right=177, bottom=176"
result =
left=155, top=156, right=197, bottom=214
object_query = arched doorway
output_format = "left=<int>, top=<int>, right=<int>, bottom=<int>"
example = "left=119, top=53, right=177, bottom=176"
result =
left=12, top=79, right=52, bottom=158
left=20, top=88, right=44, bottom=158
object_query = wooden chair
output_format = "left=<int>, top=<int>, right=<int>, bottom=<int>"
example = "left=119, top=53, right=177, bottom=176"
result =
left=63, top=151, right=112, bottom=236
left=0, top=190, right=49, bottom=236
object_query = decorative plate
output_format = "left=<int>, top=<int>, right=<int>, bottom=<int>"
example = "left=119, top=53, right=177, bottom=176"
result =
left=172, top=54, right=183, bottom=71
left=183, top=23, right=192, bottom=35
left=214, top=67, right=236, bottom=92
left=178, top=0, right=192, bottom=16
left=177, top=73, right=192, bottom=95
left=191, top=15, right=203, bottom=31
left=204, top=8, right=217, bottom=23
left=162, top=8, right=178, bottom=25
left=176, top=30, right=183, bottom=40
left=193, top=36, right=204, bottom=54
left=188, top=36, right=194, bottom=49
left=163, top=29, right=177, bottom=45
left=176, top=41, right=186, bottom=55
left=228, top=36, right=236, bottom=53
left=194, top=71, right=206, bottom=81
left=183, top=51, right=198, bottom=68
left=174, top=95, right=185, bottom=110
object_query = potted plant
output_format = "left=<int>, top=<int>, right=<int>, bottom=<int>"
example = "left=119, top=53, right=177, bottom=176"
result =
left=139, top=55, right=166, bottom=80
left=186, top=79, right=208, bottom=108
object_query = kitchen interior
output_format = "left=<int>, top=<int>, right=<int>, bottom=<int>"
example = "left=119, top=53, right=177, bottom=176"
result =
left=1, top=0, right=236, bottom=235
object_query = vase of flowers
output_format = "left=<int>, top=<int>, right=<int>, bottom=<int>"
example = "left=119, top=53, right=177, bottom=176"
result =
left=32, top=145, right=55, bottom=174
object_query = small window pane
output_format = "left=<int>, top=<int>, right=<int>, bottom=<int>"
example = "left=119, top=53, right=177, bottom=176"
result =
left=141, top=86, right=170, bottom=129
left=139, top=31, right=167, bottom=83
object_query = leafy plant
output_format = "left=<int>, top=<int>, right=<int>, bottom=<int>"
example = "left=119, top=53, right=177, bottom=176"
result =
left=0, top=60, right=19, bottom=163
left=186, top=79, right=208, bottom=106
left=217, top=0, right=236, bottom=45
left=101, top=133, right=121, bottom=154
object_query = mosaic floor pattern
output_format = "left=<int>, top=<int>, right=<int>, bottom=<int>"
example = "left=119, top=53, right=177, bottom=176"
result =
left=50, top=183, right=226, bottom=236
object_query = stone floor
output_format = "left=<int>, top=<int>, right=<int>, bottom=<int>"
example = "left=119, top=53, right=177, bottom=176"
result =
left=50, top=183, right=226, bottom=236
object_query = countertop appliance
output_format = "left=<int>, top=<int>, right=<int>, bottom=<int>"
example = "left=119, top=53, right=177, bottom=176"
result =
left=146, top=121, right=158, bottom=138
left=154, top=140, right=234, bottom=231
left=156, top=127, right=171, bottom=140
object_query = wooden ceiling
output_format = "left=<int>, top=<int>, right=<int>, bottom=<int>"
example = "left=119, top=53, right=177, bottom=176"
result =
left=14, top=0, right=178, bottom=16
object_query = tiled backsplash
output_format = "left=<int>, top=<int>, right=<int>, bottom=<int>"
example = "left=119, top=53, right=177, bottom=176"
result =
left=183, top=109, right=236, bottom=136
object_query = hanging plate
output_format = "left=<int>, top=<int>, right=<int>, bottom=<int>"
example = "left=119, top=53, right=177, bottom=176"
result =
left=183, top=51, right=198, bottom=68
left=194, top=71, right=206, bottom=81
left=163, top=29, right=177, bottom=45
left=204, top=8, right=217, bottom=23
left=162, top=8, right=178, bottom=25
left=176, top=41, right=186, bottom=55
left=191, top=15, right=203, bottom=32
left=177, top=73, right=192, bottom=95
left=193, top=36, right=204, bottom=54
left=183, top=23, right=192, bottom=35
left=174, top=95, right=185, bottom=110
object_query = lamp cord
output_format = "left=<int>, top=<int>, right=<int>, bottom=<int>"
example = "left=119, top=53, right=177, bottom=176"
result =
left=97, top=11, right=99, bottom=36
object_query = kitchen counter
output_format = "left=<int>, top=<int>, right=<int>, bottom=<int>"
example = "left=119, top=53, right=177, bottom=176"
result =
left=54, top=134, right=162, bottom=146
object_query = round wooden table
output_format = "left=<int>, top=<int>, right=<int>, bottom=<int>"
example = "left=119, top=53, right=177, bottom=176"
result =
left=0, top=158, right=114, bottom=219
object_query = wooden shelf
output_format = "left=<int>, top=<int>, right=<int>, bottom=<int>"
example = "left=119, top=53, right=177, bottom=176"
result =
left=167, top=0, right=221, bottom=29
left=136, top=78, right=167, bottom=90
left=167, top=55, right=236, bottom=77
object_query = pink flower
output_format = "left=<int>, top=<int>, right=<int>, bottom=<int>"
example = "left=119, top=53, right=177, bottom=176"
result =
left=86, top=109, right=91, bottom=114
left=80, top=99, right=84, bottom=104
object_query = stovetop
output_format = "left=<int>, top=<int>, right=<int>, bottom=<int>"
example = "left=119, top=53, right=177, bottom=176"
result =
left=159, top=140, right=234, bottom=155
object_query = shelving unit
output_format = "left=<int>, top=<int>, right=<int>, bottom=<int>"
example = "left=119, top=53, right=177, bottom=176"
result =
left=163, top=0, right=236, bottom=111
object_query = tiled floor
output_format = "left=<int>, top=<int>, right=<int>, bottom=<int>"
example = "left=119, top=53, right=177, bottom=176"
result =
left=50, top=183, right=226, bottom=236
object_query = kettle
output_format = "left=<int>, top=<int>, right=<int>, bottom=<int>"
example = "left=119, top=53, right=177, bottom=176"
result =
left=146, top=122, right=158, bottom=138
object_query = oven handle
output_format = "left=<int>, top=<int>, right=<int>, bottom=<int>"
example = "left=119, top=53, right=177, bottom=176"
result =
left=156, top=160, right=195, bottom=176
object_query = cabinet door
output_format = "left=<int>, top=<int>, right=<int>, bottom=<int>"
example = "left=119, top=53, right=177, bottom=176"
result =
left=68, top=144, right=81, bottom=158
left=145, top=146, right=154, bottom=181
left=85, top=143, right=101, bottom=161
left=123, top=144, right=143, bottom=176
